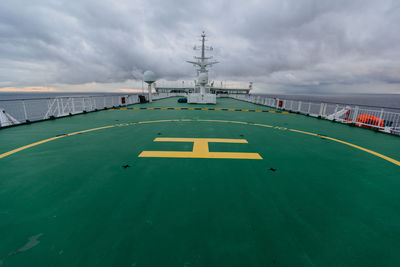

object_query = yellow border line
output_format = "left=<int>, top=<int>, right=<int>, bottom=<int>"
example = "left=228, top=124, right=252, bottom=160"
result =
left=118, top=107, right=295, bottom=114
left=289, top=129, right=400, bottom=166
left=1, top=119, right=399, bottom=166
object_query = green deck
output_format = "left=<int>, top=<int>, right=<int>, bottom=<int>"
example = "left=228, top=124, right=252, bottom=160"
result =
left=0, top=97, right=399, bottom=266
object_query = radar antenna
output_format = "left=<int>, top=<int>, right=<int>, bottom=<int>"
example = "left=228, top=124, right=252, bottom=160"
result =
left=186, top=31, right=219, bottom=74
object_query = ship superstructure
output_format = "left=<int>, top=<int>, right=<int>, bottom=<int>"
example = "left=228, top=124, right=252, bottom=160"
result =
left=186, top=32, right=219, bottom=104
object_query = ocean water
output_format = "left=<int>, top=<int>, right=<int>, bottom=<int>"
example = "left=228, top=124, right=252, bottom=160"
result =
left=1, top=92, right=399, bottom=110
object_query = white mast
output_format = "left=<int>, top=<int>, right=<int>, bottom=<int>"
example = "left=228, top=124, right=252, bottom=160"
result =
left=187, top=31, right=218, bottom=77
left=186, top=32, right=218, bottom=103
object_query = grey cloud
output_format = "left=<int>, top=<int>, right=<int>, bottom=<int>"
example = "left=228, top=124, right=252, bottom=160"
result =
left=0, top=0, right=399, bottom=93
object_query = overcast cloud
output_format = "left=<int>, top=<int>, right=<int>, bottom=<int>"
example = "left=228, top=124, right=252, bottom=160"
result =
left=0, top=0, right=400, bottom=93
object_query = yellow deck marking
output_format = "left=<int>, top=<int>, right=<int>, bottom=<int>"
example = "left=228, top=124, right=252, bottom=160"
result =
left=137, top=120, right=179, bottom=124
left=0, top=125, right=115, bottom=159
left=119, top=107, right=293, bottom=114
left=139, top=138, right=262, bottom=159
left=289, top=129, right=400, bottom=166
left=289, top=129, right=319, bottom=137
left=0, top=136, right=64, bottom=159
left=252, top=123, right=273, bottom=128
left=153, top=137, right=248, bottom=143
left=197, top=119, right=249, bottom=125
left=67, top=125, right=115, bottom=136
left=1, top=119, right=398, bottom=166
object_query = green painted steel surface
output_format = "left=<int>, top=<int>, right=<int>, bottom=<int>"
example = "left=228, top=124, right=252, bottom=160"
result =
left=0, top=97, right=399, bottom=266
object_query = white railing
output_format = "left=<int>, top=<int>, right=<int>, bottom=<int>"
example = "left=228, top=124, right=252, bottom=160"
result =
left=230, top=94, right=400, bottom=136
left=0, top=93, right=177, bottom=128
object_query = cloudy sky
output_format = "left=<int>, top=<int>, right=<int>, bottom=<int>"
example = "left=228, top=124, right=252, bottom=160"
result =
left=0, top=0, right=400, bottom=94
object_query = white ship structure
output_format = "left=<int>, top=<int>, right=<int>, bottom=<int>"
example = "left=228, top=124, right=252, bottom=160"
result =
left=155, top=32, right=253, bottom=103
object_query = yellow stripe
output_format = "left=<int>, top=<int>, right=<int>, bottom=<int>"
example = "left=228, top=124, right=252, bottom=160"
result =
left=1, top=119, right=399, bottom=166
left=252, top=123, right=273, bottom=128
left=119, top=107, right=288, bottom=114
left=289, top=129, right=319, bottom=137
left=137, top=120, right=179, bottom=124
left=323, top=136, right=400, bottom=166
left=154, top=137, right=248, bottom=143
left=67, top=125, right=115, bottom=136
left=289, top=129, right=400, bottom=166
left=0, top=136, right=65, bottom=159
left=197, top=119, right=249, bottom=125
left=0, top=125, right=116, bottom=159
left=139, top=151, right=262, bottom=159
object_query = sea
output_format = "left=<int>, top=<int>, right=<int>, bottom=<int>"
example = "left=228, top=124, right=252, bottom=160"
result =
left=0, top=92, right=399, bottom=111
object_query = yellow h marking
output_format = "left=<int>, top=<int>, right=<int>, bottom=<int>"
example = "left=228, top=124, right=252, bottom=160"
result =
left=138, top=138, right=262, bottom=159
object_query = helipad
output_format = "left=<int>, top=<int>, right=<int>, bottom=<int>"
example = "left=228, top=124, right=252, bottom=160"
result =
left=0, top=97, right=399, bottom=266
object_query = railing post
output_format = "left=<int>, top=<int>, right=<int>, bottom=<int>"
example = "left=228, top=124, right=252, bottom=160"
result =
left=47, top=99, right=51, bottom=118
left=91, top=97, right=95, bottom=110
left=319, top=103, right=324, bottom=117
left=72, top=98, right=75, bottom=114
left=61, top=98, right=66, bottom=114
left=378, top=108, right=384, bottom=129
left=57, top=98, right=60, bottom=116
left=352, top=106, right=359, bottom=122
left=22, top=100, right=28, bottom=121
left=307, top=103, right=311, bottom=114
left=334, top=104, right=338, bottom=119
left=298, top=101, right=302, bottom=112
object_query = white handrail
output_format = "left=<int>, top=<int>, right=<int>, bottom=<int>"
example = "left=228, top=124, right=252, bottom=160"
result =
left=229, top=94, right=400, bottom=136
left=0, top=93, right=179, bottom=128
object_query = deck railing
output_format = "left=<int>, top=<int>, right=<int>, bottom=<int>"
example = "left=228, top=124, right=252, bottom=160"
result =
left=229, top=94, right=400, bottom=136
left=0, top=93, right=176, bottom=128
